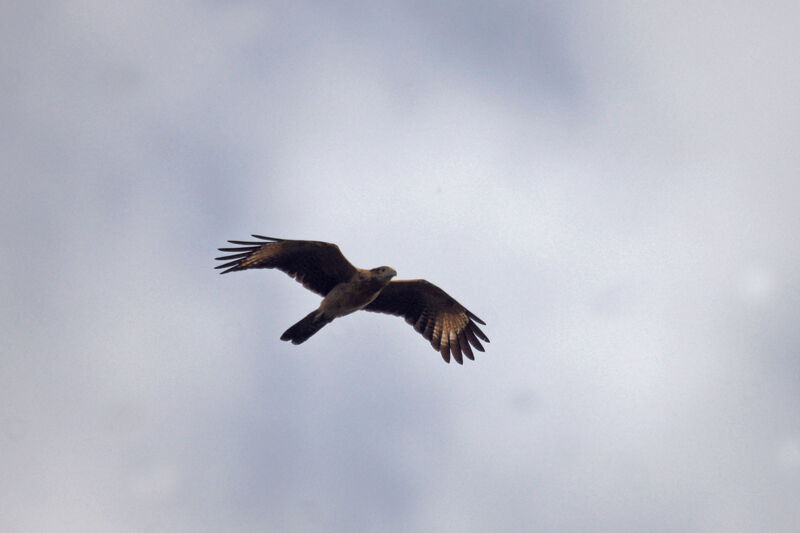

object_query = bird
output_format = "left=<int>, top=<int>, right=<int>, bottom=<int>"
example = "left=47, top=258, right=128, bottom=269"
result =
left=215, top=235, right=489, bottom=364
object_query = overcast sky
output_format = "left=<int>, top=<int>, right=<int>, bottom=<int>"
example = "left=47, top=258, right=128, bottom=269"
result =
left=2, top=1, right=799, bottom=532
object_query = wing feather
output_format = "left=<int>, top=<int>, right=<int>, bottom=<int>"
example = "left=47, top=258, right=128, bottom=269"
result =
left=440, top=341, right=451, bottom=363
left=449, top=330, right=463, bottom=364
left=364, top=279, right=489, bottom=364
left=214, top=252, right=251, bottom=261
left=214, top=235, right=357, bottom=296
left=458, top=331, right=474, bottom=361
left=463, top=327, right=486, bottom=352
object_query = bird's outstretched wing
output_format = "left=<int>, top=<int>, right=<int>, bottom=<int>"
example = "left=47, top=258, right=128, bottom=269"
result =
left=215, top=235, right=358, bottom=296
left=364, top=280, right=489, bottom=364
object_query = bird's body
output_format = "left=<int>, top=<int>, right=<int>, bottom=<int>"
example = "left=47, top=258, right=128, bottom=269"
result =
left=282, top=266, right=396, bottom=345
left=318, top=267, right=397, bottom=319
left=215, top=235, right=488, bottom=364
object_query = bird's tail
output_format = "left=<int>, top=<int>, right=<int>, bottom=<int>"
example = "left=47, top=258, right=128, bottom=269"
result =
left=280, top=310, right=333, bottom=345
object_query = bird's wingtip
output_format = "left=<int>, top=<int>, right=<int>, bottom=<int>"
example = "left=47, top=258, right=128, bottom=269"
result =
left=251, top=234, right=282, bottom=241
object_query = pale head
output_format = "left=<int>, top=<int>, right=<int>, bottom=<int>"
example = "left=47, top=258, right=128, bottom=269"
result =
left=371, top=266, right=397, bottom=282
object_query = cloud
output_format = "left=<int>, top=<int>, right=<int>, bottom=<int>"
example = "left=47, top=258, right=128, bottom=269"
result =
left=2, top=1, right=799, bottom=532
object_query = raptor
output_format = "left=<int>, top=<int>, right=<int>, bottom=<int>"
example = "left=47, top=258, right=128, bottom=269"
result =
left=215, top=235, right=489, bottom=364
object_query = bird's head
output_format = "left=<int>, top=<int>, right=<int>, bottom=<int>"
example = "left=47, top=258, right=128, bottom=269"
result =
left=371, top=266, right=397, bottom=282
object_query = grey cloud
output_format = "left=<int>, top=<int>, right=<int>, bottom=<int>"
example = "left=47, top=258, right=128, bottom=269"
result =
left=2, top=1, right=799, bottom=532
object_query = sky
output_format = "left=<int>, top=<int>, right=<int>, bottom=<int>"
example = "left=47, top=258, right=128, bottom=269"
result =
left=2, top=1, right=799, bottom=531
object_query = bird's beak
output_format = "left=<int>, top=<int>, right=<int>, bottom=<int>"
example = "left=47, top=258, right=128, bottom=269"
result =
left=389, top=268, right=397, bottom=278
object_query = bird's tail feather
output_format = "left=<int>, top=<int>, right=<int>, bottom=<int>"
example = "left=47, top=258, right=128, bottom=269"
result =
left=280, top=310, right=333, bottom=345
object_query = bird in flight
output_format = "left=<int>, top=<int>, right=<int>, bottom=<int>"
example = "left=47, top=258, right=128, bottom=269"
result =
left=215, top=235, right=489, bottom=364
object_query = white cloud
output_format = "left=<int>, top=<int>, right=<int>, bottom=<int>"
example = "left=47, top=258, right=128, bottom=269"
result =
left=2, top=2, right=799, bottom=532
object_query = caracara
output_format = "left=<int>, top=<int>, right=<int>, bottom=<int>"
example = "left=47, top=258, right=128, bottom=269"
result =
left=215, top=235, right=489, bottom=364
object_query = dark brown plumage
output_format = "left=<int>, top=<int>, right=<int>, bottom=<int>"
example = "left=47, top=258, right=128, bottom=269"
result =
left=216, top=236, right=357, bottom=295
left=215, top=235, right=489, bottom=364
left=364, top=280, right=489, bottom=364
